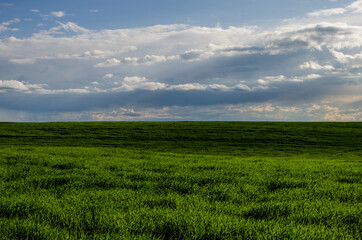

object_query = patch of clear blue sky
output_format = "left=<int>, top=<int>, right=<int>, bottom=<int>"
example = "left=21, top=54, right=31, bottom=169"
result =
left=0, top=0, right=355, bottom=37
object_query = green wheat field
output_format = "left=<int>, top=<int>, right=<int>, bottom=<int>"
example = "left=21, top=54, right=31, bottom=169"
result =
left=0, top=122, right=361, bottom=239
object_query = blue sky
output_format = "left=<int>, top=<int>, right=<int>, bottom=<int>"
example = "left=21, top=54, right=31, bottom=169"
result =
left=0, top=0, right=354, bottom=35
left=0, top=0, right=361, bottom=121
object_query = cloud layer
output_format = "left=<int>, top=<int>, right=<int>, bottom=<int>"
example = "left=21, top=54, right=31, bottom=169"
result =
left=1, top=1, right=362, bottom=121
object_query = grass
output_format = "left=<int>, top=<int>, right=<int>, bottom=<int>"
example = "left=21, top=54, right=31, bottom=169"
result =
left=0, top=122, right=361, bottom=239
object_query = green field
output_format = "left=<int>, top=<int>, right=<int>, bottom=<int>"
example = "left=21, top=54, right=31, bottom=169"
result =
left=0, top=122, right=361, bottom=239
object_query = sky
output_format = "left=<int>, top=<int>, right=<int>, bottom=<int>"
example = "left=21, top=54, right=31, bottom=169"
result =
left=0, top=0, right=361, bottom=122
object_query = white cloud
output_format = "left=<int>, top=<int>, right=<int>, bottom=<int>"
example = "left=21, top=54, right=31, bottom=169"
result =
left=322, top=105, right=361, bottom=121
left=306, top=104, right=321, bottom=113
left=30, top=9, right=40, bottom=13
left=0, top=80, right=93, bottom=94
left=0, top=80, right=46, bottom=92
left=208, top=84, right=231, bottom=91
left=330, top=49, right=362, bottom=68
left=122, top=55, right=168, bottom=65
left=113, top=76, right=166, bottom=91
left=37, top=88, right=89, bottom=94
left=228, top=102, right=361, bottom=121
left=109, top=43, right=267, bottom=67
left=257, top=74, right=321, bottom=85
left=51, top=11, right=66, bottom=18
left=235, top=83, right=252, bottom=91
left=9, top=58, right=36, bottom=64
left=257, top=75, right=295, bottom=84
left=347, top=0, right=362, bottom=13
left=249, top=104, right=275, bottom=112
left=263, top=75, right=287, bottom=82
left=123, top=76, right=153, bottom=84
left=103, top=74, right=114, bottom=79
left=91, top=107, right=177, bottom=121
left=277, top=106, right=300, bottom=113
left=303, top=103, right=361, bottom=121
left=304, top=74, right=322, bottom=79
left=118, top=48, right=220, bottom=66
left=89, top=9, right=103, bottom=13
left=94, top=58, right=121, bottom=68
left=308, top=8, right=346, bottom=17
left=167, top=83, right=208, bottom=91
left=0, top=18, right=20, bottom=33
left=111, top=77, right=235, bottom=92
left=179, top=49, right=215, bottom=61
left=0, top=21, right=356, bottom=73
left=0, top=80, right=29, bottom=91
left=58, top=50, right=118, bottom=60
left=299, top=61, right=334, bottom=70
left=324, top=111, right=361, bottom=121
left=6, top=20, right=350, bottom=72
left=325, top=96, right=362, bottom=104
left=306, top=1, right=362, bottom=18
left=53, top=21, right=89, bottom=33
left=91, top=104, right=307, bottom=122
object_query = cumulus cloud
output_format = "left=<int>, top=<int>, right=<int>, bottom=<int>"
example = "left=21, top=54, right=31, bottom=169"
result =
left=347, top=0, right=362, bottom=13
left=2, top=20, right=349, bottom=70
left=0, top=18, right=20, bottom=33
left=49, top=11, right=66, bottom=18
left=330, top=49, right=362, bottom=68
left=305, top=104, right=361, bottom=121
left=52, top=21, right=89, bottom=33
left=0, top=80, right=29, bottom=91
left=0, top=80, right=46, bottom=92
